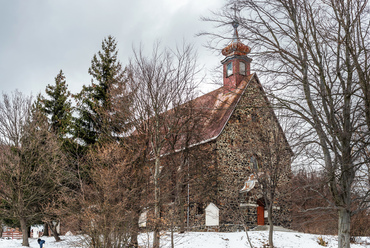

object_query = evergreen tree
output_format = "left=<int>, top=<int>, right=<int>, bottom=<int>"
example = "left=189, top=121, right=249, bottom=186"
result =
left=74, top=35, right=129, bottom=146
left=38, top=70, right=73, bottom=140
left=37, top=73, right=80, bottom=241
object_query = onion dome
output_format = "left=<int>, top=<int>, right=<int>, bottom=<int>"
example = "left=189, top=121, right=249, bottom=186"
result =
left=221, top=20, right=251, bottom=56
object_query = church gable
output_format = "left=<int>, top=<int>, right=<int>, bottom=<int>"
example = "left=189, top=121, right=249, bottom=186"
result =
left=212, top=74, right=292, bottom=229
left=215, top=75, right=266, bottom=174
left=215, top=73, right=287, bottom=184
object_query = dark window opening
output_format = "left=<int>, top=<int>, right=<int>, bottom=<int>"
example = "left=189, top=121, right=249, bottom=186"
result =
left=196, top=203, right=204, bottom=215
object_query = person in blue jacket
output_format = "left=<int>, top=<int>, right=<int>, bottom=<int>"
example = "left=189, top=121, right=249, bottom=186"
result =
left=37, top=238, right=45, bottom=248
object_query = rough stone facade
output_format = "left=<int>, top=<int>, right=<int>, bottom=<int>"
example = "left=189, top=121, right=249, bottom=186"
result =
left=147, top=21, right=292, bottom=232
left=213, top=76, right=292, bottom=231
left=157, top=75, right=292, bottom=232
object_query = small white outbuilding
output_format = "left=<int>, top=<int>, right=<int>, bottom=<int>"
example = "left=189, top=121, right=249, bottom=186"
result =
left=205, top=203, right=219, bottom=226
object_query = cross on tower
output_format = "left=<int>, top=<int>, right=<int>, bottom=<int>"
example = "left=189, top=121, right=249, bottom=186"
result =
left=230, top=2, right=239, bottom=20
left=230, top=2, right=240, bottom=42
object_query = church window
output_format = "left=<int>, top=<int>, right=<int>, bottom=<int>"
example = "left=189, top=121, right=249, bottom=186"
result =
left=226, top=62, right=233, bottom=77
left=240, top=61, right=246, bottom=75
left=251, top=156, right=259, bottom=171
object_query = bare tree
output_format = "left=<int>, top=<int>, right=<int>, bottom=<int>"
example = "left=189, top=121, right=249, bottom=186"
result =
left=202, top=1, right=370, bottom=247
left=77, top=138, right=149, bottom=248
left=291, top=170, right=338, bottom=235
left=40, top=164, right=77, bottom=242
left=251, top=120, right=292, bottom=247
left=0, top=90, right=32, bottom=147
left=291, top=169, right=370, bottom=237
left=127, top=42, right=200, bottom=248
left=0, top=91, right=68, bottom=246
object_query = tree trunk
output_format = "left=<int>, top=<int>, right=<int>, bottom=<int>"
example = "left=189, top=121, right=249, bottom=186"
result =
left=130, top=211, right=140, bottom=248
left=338, top=208, right=351, bottom=248
left=177, top=171, right=185, bottom=233
left=268, top=203, right=274, bottom=248
left=153, top=157, right=161, bottom=248
left=47, top=221, right=61, bottom=242
left=243, top=225, right=254, bottom=248
left=171, top=205, right=174, bottom=248
left=44, top=222, right=49, bottom=236
left=20, top=216, right=29, bottom=247
left=179, top=194, right=185, bottom=233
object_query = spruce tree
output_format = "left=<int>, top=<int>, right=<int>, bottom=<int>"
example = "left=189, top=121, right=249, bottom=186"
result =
left=37, top=72, right=80, bottom=239
left=38, top=70, right=73, bottom=141
left=74, top=35, right=129, bottom=146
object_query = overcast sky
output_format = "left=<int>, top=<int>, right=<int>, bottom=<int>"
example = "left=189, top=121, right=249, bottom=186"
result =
left=0, top=0, right=227, bottom=98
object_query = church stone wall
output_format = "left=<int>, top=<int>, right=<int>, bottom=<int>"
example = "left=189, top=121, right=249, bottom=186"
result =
left=158, top=76, right=292, bottom=232
left=213, top=76, right=292, bottom=230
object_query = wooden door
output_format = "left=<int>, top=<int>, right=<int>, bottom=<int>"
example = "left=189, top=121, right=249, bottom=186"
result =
left=257, top=206, right=265, bottom=225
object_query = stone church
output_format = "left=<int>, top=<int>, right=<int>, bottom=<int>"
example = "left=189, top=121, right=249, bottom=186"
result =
left=145, top=20, right=292, bottom=232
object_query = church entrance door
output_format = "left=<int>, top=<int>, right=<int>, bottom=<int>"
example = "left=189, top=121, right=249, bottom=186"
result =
left=257, top=206, right=265, bottom=225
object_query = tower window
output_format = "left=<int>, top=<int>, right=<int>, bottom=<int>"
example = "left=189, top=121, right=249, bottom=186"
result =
left=226, top=62, right=233, bottom=77
left=240, top=61, right=246, bottom=75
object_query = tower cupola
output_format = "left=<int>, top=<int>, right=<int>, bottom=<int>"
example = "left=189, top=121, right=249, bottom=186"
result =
left=221, top=19, right=252, bottom=91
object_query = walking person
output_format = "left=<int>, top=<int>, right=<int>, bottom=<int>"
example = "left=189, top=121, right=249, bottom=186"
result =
left=37, top=238, right=45, bottom=248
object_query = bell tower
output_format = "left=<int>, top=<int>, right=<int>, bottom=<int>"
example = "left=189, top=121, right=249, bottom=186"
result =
left=221, top=19, right=252, bottom=92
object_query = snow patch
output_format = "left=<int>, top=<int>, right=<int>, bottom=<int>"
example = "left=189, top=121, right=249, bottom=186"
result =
left=0, top=231, right=369, bottom=248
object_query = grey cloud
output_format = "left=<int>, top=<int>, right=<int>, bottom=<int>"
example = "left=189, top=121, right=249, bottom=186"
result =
left=0, top=0, right=224, bottom=96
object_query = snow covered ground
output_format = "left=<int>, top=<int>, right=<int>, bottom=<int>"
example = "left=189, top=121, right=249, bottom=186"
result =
left=1, top=230, right=370, bottom=248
